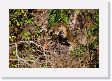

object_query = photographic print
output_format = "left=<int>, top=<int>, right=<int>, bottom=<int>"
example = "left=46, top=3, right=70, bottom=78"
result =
left=9, top=9, right=99, bottom=68
left=0, top=0, right=108, bottom=77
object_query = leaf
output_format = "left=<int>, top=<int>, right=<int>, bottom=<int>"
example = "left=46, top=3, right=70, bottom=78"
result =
left=49, top=9, right=57, bottom=15
left=21, top=9, right=24, bottom=13
left=21, top=31, right=30, bottom=40
left=13, top=50, right=16, bottom=55
left=55, top=10, right=61, bottom=22
left=25, top=18, right=33, bottom=24
left=48, top=9, right=70, bottom=27
left=61, top=13, right=69, bottom=24
left=48, top=13, right=56, bottom=27
left=17, top=22, right=20, bottom=26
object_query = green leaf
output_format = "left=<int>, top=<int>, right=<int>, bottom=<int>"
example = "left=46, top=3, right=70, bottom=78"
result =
left=21, top=31, right=30, bottom=40
left=48, top=14, right=56, bottom=27
left=48, top=9, right=71, bottom=27
left=74, top=44, right=86, bottom=57
left=25, top=18, right=33, bottom=24
left=55, top=10, right=61, bottom=22
left=61, top=13, right=69, bottom=24
left=13, top=50, right=16, bottom=55
left=17, top=22, right=20, bottom=26
left=21, top=9, right=24, bottom=13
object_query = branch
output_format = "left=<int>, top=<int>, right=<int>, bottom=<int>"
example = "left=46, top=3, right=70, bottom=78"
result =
left=15, top=43, right=33, bottom=68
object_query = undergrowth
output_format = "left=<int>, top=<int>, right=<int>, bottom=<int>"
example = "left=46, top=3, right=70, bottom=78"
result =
left=9, top=9, right=99, bottom=68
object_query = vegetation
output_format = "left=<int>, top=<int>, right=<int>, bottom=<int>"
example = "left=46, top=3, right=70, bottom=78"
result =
left=9, top=9, right=99, bottom=68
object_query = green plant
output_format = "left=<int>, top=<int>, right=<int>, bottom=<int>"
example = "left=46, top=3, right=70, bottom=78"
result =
left=35, top=26, right=41, bottom=38
left=21, top=31, right=31, bottom=40
left=9, top=9, right=33, bottom=27
left=69, top=46, right=75, bottom=58
left=69, top=44, right=86, bottom=58
left=9, top=36, right=16, bottom=42
left=74, top=44, right=86, bottom=57
left=48, top=9, right=73, bottom=27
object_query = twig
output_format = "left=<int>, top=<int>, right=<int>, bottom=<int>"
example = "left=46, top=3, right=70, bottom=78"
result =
left=19, top=41, right=43, bottom=48
left=9, top=59, right=37, bottom=62
left=15, top=43, right=33, bottom=68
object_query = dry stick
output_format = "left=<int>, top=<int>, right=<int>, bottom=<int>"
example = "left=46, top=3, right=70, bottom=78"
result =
left=9, top=59, right=37, bottom=62
left=37, top=10, right=48, bottom=20
left=16, top=43, right=19, bottom=68
left=19, top=41, right=43, bottom=48
left=18, top=41, right=43, bottom=54
left=20, top=41, right=44, bottom=67
left=37, top=11, right=48, bottom=26
left=45, top=50, right=58, bottom=68
left=67, top=57, right=74, bottom=67
left=43, top=50, right=48, bottom=67
left=9, top=43, right=15, bottom=46
left=15, top=43, right=33, bottom=68
left=18, top=41, right=47, bottom=67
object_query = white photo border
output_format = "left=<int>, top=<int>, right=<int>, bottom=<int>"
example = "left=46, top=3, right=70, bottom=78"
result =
left=0, top=0, right=108, bottom=78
